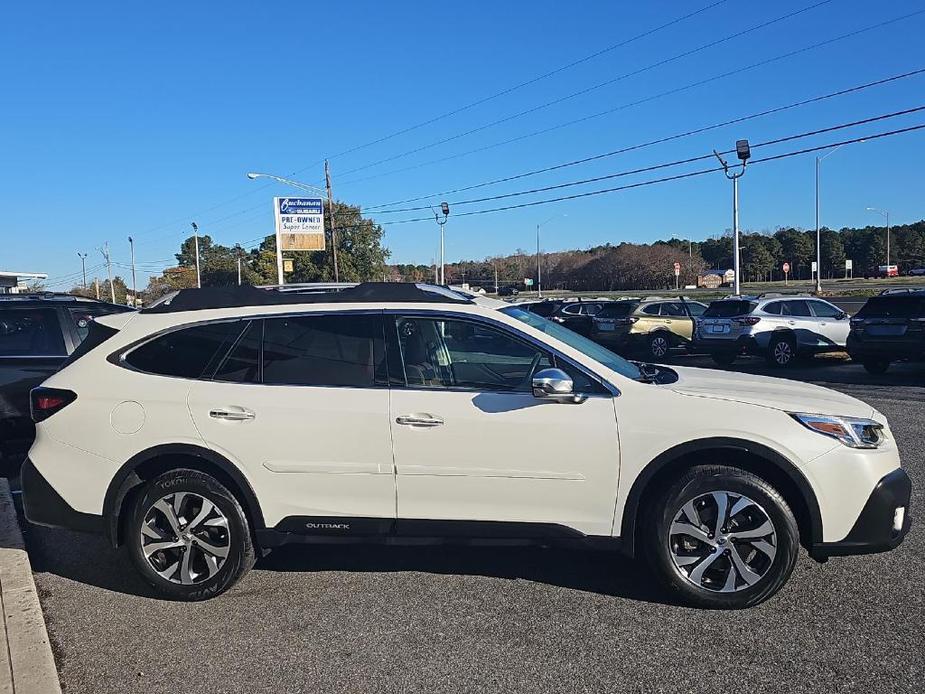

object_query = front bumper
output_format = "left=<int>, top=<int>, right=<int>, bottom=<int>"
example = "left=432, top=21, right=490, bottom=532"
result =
left=21, top=457, right=104, bottom=534
left=810, top=468, right=912, bottom=559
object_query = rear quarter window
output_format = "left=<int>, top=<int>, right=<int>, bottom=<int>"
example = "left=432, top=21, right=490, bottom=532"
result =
left=124, top=321, right=245, bottom=378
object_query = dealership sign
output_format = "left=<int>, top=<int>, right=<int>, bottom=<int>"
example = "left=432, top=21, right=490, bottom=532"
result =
left=274, top=197, right=325, bottom=251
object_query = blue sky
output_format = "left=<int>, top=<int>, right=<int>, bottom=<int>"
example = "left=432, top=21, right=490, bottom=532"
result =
left=2, top=1, right=924, bottom=289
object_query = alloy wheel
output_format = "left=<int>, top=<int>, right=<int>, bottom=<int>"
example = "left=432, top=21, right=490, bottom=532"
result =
left=651, top=335, right=669, bottom=358
left=667, top=490, right=777, bottom=593
left=773, top=340, right=793, bottom=365
left=140, top=492, right=231, bottom=585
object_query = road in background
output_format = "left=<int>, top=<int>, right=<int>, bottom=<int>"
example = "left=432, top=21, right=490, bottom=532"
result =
left=23, top=358, right=923, bottom=694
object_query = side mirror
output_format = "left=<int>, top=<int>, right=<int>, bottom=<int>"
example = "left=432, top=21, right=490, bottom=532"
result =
left=839, top=311, right=849, bottom=320
left=532, top=368, right=587, bottom=404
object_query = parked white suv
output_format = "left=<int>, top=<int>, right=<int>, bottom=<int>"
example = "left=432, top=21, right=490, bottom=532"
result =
left=695, top=295, right=851, bottom=367
left=23, top=283, right=910, bottom=608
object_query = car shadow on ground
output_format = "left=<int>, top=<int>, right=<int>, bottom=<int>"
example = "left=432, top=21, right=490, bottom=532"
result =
left=23, top=518, right=678, bottom=606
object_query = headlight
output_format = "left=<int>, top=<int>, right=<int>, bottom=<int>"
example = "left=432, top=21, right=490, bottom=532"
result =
left=790, top=413, right=886, bottom=449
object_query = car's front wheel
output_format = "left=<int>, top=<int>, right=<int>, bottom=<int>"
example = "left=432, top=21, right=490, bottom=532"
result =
left=645, top=465, right=799, bottom=609
left=125, top=469, right=256, bottom=601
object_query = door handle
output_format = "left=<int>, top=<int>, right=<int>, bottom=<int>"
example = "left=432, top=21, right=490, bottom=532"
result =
left=396, top=413, right=445, bottom=427
left=209, top=407, right=256, bottom=421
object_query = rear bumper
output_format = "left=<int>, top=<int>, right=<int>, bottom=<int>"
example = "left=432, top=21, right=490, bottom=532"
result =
left=846, top=333, right=924, bottom=361
left=810, top=468, right=912, bottom=559
left=695, top=334, right=760, bottom=354
left=21, top=457, right=104, bottom=534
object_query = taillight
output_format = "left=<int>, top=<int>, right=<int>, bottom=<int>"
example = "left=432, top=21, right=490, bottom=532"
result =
left=737, top=316, right=761, bottom=326
left=30, top=387, right=77, bottom=423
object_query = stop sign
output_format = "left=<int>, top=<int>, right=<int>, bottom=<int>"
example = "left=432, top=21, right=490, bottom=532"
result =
left=782, top=262, right=790, bottom=273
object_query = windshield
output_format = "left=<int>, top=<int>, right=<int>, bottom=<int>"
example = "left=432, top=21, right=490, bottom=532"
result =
left=703, top=300, right=757, bottom=318
left=501, top=306, right=641, bottom=380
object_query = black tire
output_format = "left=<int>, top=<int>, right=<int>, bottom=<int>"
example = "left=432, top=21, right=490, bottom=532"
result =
left=648, top=332, right=672, bottom=361
left=710, top=352, right=736, bottom=366
left=644, top=464, right=799, bottom=609
left=863, top=358, right=890, bottom=375
left=766, top=333, right=797, bottom=368
left=125, top=469, right=256, bottom=601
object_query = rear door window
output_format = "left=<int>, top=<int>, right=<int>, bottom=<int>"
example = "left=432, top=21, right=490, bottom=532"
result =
left=262, top=314, right=385, bottom=387
left=784, top=300, right=812, bottom=317
left=125, top=321, right=245, bottom=378
left=685, top=302, right=707, bottom=317
left=660, top=302, right=686, bottom=317
left=0, top=308, right=66, bottom=357
left=763, top=302, right=782, bottom=315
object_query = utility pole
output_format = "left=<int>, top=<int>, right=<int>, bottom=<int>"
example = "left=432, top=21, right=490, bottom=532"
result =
left=128, top=236, right=137, bottom=306
left=866, top=207, right=892, bottom=270
left=77, top=252, right=88, bottom=289
left=99, top=242, right=115, bottom=303
left=94, top=277, right=100, bottom=300
left=236, top=246, right=243, bottom=286
left=713, top=140, right=751, bottom=295
left=536, top=224, right=542, bottom=298
left=325, top=160, right=339, bottom=282
left=494, top=262, right=499, bottom=294
left=190, top=222, right=201, bottom=288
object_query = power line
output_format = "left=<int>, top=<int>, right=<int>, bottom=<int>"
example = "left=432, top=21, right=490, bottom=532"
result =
left=372, top=124, right=925, bottom=226
left=362, top=67, right=925, bottom=211
left=287, top=0, right=731, bottom=173
left=339, top=9, right=925, bottom=190
left=334, top=0, right=836, bottom=179
left=371, top=106, right=925, bottom=214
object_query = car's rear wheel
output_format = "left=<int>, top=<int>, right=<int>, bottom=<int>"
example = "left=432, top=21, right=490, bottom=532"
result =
left=767, top=334, right=797, bottom=368
left=648, top=332, right=671, bottom=360
left=862, top=358, right=890, bottom=375
left=125, top=469, right=256, bottom=601
left=645, top=465, right=799, bottom=609
left=710, top=352, right=736, bottom=366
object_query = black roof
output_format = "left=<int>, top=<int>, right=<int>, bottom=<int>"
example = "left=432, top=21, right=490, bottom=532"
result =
left=141, top=282, right=473, bottom=314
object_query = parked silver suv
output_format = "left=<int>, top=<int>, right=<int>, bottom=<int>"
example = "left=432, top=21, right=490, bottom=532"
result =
left=695, top=295, right=850, bottom=367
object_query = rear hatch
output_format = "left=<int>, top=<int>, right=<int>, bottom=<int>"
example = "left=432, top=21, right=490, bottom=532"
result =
left=698, top=300, right=758, bottom=341
left=851, top=295, right=925, bottom=342
left=593, top=302, right=639, bottom=332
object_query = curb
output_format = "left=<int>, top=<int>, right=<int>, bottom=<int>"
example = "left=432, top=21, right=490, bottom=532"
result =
left=0, top=479, right=61, bottom=694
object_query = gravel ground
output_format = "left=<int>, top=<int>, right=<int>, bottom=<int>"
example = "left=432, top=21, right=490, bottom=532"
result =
left=23, top=358, right=924, bottom=694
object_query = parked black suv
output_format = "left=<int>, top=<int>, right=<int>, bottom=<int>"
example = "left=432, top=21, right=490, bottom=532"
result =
left=549, top=299, right=612, bottom=336
left=847, top=289, right=925, bottom=374
left=0, top=293, right=132, bottom=470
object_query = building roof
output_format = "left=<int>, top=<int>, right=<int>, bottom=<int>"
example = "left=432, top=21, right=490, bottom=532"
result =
left=140, top=282, right=473, bottom=314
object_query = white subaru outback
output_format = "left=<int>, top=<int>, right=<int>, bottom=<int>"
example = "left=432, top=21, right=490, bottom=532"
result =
left=22, top=283, right=911, bottom=608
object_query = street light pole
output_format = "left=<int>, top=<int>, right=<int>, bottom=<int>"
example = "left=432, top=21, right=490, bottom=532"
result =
left=431, top=203, right=449, bottom=284
left=190, top=222, right=201, bottom=288
left=128, top=236, right=137, bottom=306
left=535, top=214, right=565, bottom=298
left=814, top=142, right=857, bottom=294
left=714, top=141, right=750, bottom=295
left=866, top=207, right=891, bottom=268
left=77, top=252, right=87, bottom=290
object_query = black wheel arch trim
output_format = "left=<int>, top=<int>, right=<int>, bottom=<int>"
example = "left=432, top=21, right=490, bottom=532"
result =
left=619, top=437, right=822, bottom=557
left=102, top=443, right=266, bottom=548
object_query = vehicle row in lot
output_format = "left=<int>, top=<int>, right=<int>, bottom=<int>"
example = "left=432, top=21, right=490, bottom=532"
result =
left=0, top=293, right=132, bottom=469
left=22, top=283, right=911, bottom=608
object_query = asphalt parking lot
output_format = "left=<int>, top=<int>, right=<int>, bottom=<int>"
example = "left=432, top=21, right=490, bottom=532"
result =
left=22, top=356, right=924, bottom=694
